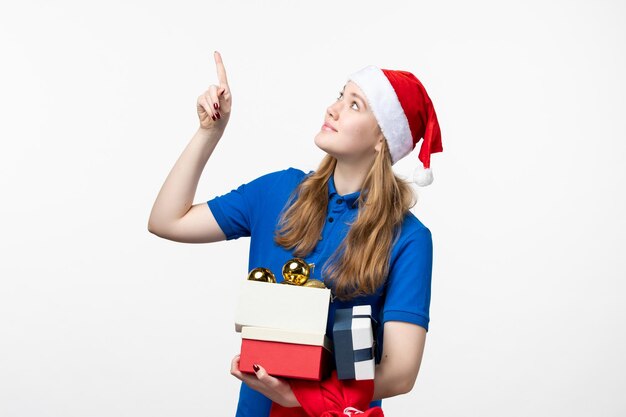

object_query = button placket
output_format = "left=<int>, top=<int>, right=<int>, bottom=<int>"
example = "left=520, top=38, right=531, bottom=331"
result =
left=331, top=201, right=345, bottom=213
left=329, top=200, right=346, bottom=224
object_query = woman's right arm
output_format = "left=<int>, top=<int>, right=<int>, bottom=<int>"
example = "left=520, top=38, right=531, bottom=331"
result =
left=147, top=51, right=232, bottom=244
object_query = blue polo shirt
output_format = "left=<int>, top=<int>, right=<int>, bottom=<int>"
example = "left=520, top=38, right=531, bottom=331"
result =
left=207, top=167, right=433, bottom=417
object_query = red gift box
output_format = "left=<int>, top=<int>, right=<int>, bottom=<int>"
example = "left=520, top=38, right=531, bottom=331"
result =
left=239, top=327, right=333, bottom=381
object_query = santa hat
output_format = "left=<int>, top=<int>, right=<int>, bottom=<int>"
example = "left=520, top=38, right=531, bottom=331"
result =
left=345, top=65, right=443, bottom=186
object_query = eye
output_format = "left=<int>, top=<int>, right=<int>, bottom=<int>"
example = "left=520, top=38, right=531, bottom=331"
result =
left=336, top=91, right=359, bottom=110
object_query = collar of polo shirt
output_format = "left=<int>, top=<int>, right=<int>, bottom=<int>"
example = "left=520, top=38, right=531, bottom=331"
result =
left=328, top=175, right=361, bottom=209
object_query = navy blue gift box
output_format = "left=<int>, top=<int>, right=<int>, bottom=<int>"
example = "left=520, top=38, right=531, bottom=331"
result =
left=332, top=305, right=377, bottom=380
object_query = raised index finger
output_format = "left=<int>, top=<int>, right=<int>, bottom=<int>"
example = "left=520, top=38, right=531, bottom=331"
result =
left=214, top=51, right=229, bottom=87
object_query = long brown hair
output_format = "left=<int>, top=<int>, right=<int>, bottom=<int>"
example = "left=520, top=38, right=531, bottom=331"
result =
left=273, top=140, right=417, bottom=300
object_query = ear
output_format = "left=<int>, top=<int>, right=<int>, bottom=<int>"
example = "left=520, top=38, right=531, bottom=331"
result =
left=374, top=135, right=384, bottom=153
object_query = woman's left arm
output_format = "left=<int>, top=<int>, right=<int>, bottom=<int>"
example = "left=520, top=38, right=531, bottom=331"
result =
left=372, top=320, right=427, bottom=400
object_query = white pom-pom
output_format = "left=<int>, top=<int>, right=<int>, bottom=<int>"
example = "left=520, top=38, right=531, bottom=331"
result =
left=413, top=166, right=434, bottom=186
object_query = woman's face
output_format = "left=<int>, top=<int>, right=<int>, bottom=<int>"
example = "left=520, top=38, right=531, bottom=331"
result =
left=314, top=81, right=384, bottom=164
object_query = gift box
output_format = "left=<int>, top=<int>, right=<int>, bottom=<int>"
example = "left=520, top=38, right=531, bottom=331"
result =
left=332, top=305, right=376, bottom=380
left=239, top=326, right=333, bottom=381
left=234, top=280, right=331, bottom=333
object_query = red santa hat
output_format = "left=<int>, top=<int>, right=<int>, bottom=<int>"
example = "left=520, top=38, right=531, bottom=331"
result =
left=345, top=65, right=443, bottom=186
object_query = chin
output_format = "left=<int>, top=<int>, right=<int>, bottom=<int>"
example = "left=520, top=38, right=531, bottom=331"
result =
left=315, top=131, right=349, bottom=162
left=314, top=134, right=333, bottom=155
left=313, top=132, right=327, bottom=150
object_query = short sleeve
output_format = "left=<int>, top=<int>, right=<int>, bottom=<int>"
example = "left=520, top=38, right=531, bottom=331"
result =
left=206, top=168, right=296, bottom=240
left=382, top=227, right=433, bottom=331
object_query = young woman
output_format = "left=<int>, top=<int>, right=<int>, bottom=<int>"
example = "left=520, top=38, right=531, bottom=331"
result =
left=148, top=51, right=443, bottom=417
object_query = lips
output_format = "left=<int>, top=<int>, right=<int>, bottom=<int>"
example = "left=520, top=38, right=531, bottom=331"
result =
left=322, top=122, right=338, bottom=132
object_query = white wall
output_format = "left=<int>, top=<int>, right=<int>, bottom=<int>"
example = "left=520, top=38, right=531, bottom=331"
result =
left=1, top=0, right=624, bottom=416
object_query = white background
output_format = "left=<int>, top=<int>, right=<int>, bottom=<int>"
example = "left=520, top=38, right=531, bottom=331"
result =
left=1, top=1, right=625, bottom=416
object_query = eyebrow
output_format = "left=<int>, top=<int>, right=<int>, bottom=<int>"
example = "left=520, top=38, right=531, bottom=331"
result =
left=341, top=85, right=367, bottom=108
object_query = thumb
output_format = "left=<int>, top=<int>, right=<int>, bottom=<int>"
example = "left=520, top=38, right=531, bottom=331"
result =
left=253, top=363, right=267, bottom=378
left=253, top=363, right=279, bottom=387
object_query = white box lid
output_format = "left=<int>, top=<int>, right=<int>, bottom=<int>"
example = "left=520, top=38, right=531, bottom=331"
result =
left=234, top=280, right=331, bottom=333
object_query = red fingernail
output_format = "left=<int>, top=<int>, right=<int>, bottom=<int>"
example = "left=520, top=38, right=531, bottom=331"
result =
left=253, top=364, right=260, bottom=372
left=214, top=103, right=218, bottom=109
left=216, top=112, right=221, bottom=119
left=212, top=115, right=216, bottom=121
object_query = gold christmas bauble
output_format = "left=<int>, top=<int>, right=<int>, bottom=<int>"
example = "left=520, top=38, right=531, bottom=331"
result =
left=247, top=267, right=276, bottom=283
left=281, top=258, right=315, bottom=285
left=302, top=279, right=327, bottom=289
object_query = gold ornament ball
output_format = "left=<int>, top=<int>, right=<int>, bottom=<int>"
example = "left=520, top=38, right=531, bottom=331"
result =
left=302, top=279, right=327, bottom=289
left=282, top=258, right=314, bottom=285
left=247, top=267, right=276, bottom=283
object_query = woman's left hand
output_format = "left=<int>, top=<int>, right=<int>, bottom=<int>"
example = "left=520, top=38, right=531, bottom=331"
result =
left=230, top=354, right=301, bottom=408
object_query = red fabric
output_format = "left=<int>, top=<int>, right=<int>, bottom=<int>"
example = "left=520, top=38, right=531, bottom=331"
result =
left=269, top=370, right=384, bottom=417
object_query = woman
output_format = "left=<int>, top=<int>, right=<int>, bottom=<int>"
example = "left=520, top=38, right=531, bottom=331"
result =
left=148, top=51, right=443, bottom=417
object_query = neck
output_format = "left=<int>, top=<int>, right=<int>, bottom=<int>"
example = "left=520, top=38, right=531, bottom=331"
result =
left=333, top=158, right=373, bottom=196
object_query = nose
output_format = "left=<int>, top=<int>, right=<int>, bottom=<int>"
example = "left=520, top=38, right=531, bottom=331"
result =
left=327, top=100, right=341, bottom=120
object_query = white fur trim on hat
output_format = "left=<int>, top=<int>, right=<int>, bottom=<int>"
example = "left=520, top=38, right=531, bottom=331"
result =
left=346, top=65, right=413, bottom=165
